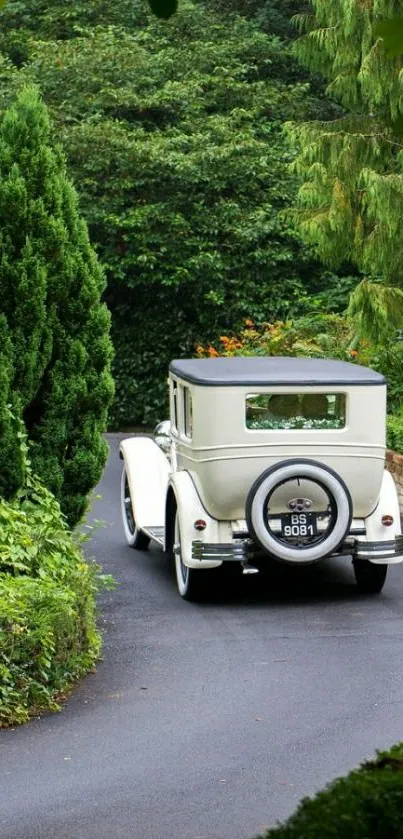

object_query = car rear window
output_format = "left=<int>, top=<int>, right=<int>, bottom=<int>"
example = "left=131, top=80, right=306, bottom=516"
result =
left=245, top=393, right=346, bottom=430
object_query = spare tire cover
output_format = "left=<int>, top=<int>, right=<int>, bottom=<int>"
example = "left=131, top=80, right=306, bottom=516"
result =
left=245, top=459, right=352, bottom=564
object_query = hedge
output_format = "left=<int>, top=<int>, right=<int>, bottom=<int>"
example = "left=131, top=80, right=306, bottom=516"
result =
left=256, top=743, right=403, bottom=839
left=0, top=573, right=99, bottom=725
left=0, top=472, right=111, bottom=726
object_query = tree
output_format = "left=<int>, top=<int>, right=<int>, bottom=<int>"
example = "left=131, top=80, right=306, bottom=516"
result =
left=288, top=0, right=403, bottom=287
left=0, top=0, right=345, bottom=425
left=0, top=86, right=114, bottom=525
left=0, top=0, right=350, bottom=426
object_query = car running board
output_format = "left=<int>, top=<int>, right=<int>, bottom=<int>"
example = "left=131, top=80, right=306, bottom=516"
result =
left=142, top=526, right=165, bottom=547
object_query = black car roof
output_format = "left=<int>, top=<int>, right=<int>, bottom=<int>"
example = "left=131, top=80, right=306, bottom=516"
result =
left=169, top=357, right=386, bottom=387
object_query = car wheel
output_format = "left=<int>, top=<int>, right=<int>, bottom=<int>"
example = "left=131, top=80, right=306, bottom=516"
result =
left=246, top=459, right=352, bottom=564
left=121, top=465, right=150, bottom=550
left=353, top=560, right=388, bottom=594
left=173, top=510, right=205, bottom=601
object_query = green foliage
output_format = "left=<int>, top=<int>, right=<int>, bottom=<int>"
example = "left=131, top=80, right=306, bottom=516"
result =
left=0, top=421, right=113, bottom=726
left=0, top=86, right=114, bottom=524
left=0, top=463, right=111, bottom=726
left=367, top=339, right=403, bottom=414
left=198, top=1, right=310, bottom=40
left=386, top=412, right=403, bottom=452
left=0, top=0, right=344, bottom=427
left=0, top=324, right=24, bottom=499
left=197, top=313, right=359, bottom=361
left=255, top=743, right=403, bottom=838
left=375, top=16, right=403, bottom=58
left=0, top=574, right=96, bottom=725
left=347, top=279, right=403, bottom=344
left=288, top=0, right=403, bottom=290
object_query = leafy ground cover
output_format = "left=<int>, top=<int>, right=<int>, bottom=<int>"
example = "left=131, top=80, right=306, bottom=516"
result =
left=0, top=434, right=112, bottom=726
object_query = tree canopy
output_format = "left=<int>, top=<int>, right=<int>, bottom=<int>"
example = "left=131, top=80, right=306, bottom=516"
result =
left=0, top=0, right=344, bottom=425
left=288, top=0, right=403, bottom=287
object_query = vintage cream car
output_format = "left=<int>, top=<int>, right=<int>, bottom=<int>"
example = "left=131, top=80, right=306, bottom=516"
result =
left=120, top=357, right=403, bottom=600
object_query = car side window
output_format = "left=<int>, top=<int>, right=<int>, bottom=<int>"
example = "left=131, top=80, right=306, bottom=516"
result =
left=172, top=381, right=179, bottom=432
left=183, top=386, right=193, bottom=439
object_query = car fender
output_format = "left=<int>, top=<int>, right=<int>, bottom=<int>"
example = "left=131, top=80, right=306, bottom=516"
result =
left=167, top=471, right=222, bottom=569
left=120, top=436, right=170, bottom=530
left=364, top=468, right=402, bottom=542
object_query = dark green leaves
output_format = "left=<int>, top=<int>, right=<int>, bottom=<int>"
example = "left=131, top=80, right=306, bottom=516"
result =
left=148, top=0, right=177, bottom=19
left=0, top=0, right=339, bottom=427
left=374, top=17, right=403, bottom=57
left=0, top=87, right=114, bottom=525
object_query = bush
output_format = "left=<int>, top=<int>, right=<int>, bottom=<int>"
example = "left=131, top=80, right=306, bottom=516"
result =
left=0, top=86, right=114, bottom=527
left=386, top=415, right=403, bottom=454
left=0, top=473, right=110, bottom=726
left=254, top=743, right=403, bottom=839
left=196, top=314, right=362, bottom=362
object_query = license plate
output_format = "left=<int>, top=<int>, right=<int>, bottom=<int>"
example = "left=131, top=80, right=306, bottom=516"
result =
left=280, top=513, right=317, bottom=538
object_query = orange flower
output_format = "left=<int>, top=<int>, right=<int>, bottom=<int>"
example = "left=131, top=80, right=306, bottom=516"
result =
left=350, top=349, right=358, bottom=358
left=208, top=346, right=219, bottom=357
left=245, top=318, right=254, bottom=328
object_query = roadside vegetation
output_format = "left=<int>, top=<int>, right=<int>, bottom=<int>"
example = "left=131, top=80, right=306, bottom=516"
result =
left=0, top=416, right=112, bottom=726
left=256, top=743, right=403, bottom=838
left=0, top=86, right=113, bottom=725
left=0, top=473, right=104, bottom=726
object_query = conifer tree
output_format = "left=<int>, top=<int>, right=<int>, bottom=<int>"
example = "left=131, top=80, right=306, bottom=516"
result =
left=0, top=87, right=114, bottom=526
left=0, top=317, right=24, bottom=499
left=289, top=1, right=403, bottom=288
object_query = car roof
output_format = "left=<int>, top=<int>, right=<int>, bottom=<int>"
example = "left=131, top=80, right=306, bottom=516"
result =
left=169, top=357, right=386, bottom=387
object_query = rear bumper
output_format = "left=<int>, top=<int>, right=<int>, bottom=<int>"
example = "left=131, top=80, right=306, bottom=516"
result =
left=192, top=540, right=249, bottom=562
left=191, top=535, right=403, bottom=566
left=353, top=535, right=403, bottom=564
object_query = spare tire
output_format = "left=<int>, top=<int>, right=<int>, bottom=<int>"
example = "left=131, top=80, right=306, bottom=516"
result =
left=245, top=459, right=352, bottom=564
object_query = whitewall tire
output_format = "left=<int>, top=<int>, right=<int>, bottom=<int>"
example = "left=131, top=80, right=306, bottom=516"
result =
left=173, top=510, right=205, bottom=601
left=121, top=465, right=150, bottom=550
left=246, top=459, right=352, bottom=564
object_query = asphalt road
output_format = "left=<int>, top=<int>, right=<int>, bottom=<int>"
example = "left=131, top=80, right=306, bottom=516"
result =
left=2, top=434, right=403, bottom=839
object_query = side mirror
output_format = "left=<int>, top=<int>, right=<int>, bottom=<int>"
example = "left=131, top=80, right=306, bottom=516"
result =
left=154, top=420, right=171, bottom=453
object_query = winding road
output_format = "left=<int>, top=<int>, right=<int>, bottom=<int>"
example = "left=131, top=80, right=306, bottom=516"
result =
left=2, top=434, right=403, bottom=839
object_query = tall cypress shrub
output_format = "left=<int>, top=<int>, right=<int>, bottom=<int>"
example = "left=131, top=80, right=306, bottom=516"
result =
left=0, top=86, right=114, bottom=526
